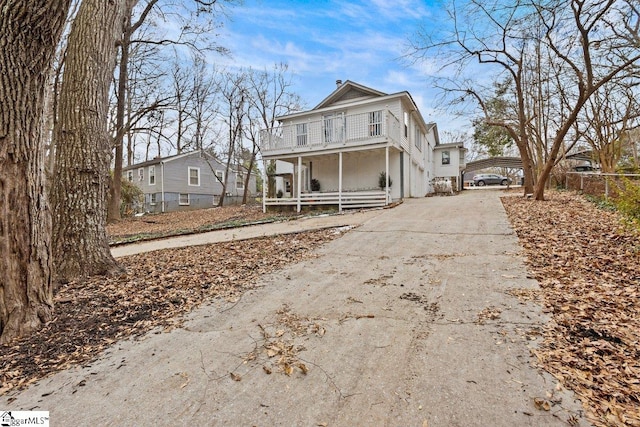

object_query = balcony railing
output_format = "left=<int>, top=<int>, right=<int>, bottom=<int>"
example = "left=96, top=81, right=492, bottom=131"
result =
left=260, top=110, right=401, bottom=154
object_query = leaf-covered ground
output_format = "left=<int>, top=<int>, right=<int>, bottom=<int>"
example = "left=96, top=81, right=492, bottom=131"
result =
left=502, top=192, right=640, bottom=427
left=107, top=204, right=304, bottom=245
left=0, top=228, right=345, bottom=397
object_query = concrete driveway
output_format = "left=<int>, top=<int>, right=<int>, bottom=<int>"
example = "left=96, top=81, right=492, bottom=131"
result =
left=4, top=191, right=588, bottom=426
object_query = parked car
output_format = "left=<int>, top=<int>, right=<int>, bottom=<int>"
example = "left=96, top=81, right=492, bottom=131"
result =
left=473, top=174, right=512, bottom=186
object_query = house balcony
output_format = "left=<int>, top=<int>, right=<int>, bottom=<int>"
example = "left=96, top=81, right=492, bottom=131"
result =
left=260, top=110, right=402, bottom=157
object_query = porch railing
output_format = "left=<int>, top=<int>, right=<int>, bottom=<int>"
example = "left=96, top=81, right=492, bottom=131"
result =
left=260, top=110, right=401, bottom=153
left=264, top=190, right=388, bottom=210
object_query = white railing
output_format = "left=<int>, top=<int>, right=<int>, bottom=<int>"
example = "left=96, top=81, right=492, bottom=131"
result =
left=265, top=190, right=388, bottom=210
left=260, top=110, right=401, bottom=153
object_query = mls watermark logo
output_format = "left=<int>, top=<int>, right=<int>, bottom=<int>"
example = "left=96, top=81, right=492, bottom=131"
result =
left=1, top=411, right=49, bottom=427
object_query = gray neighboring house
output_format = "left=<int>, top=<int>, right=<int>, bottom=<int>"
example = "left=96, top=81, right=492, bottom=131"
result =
left=123, top=150, right=257, bottom=213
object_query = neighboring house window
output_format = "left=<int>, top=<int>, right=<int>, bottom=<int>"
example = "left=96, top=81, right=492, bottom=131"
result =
left=127, top=170, right=133, bottom=182
left=150, top=193, right=157, bottom=205
left=414, top=126, right=422, bottom=151
left=236, top=172, right=244, bottom=190
left=138, top=168, right=144, bottom=182
left=369, top=110, right=382, bottom=136
left=442, top=151, right=451, bottom=165
left=296, top=123, right=307, bottom=146
left=188, top=167, right=200, bottom=186
left=179, top=193, right=190, bottom=205
left=148, top=165, right=155, bottom=185
left=215, top=170, right=224, bottom=184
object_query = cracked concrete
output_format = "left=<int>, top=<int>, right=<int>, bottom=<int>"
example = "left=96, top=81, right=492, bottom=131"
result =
left=3, top=190, right=590, bottom=426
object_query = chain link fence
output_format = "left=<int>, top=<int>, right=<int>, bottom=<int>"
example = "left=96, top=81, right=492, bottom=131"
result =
left=565, top=172, right=640, bottom=199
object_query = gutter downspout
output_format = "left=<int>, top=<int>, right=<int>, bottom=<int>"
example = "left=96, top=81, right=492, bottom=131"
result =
left=262, top=159, right=267, bottom=213
left=161, top=161, right=165, bottom=213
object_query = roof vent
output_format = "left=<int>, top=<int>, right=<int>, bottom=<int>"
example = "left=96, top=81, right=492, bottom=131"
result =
left=336, top=79, right=343, bottom=87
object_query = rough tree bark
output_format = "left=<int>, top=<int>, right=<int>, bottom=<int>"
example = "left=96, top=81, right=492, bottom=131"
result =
left=51, top=0, right=126, bottom=283
left=0, top=0, right=72, bottom=343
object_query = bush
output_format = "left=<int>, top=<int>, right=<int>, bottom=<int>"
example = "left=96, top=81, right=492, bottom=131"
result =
left=120, top=178, right=143, bottom=216
left=614, top=178, right=640, bottom=225
left=310, top=178, right=321, bottom=191
left=378, top=172, right=392, bottom=189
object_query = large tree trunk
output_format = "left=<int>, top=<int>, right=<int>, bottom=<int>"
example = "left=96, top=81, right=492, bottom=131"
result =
left=51, top=0, right=126, bottom=283
left=0, top=0, right=71, bottom=343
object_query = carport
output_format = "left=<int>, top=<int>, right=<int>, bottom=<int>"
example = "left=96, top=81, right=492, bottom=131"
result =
left=462, top=156, right=523, bottom=187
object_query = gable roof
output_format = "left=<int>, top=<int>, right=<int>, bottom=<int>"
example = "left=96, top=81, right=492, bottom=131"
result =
left=123, top=150, right=220, bottom=171
left=314, top=80, right=387, bottom=109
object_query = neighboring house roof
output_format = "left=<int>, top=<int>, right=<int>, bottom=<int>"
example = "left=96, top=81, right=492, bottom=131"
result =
left=123, top=150, right=230, bottom=172
left=276, top=80, right=433, bottom=134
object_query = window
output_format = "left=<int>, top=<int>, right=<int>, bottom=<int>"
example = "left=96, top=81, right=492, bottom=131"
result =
left=149, top=193, right=157, bottom=205
left=138, top=168, right=144, bottom=182
left=215, top=170, right=224, bottom=184
left=236, top=172, right=244, bottom=190
left=296, top=123, right=308, bottom=146
left=414, top=126, right=422, bottom=151
left=404, top=112, right=409, bottom=137
left=369, top=110, right=382, bottom=136
left=179, top=193, right=190, bottom=205
left=127, top=170, right=134, bottom=182
left=148, top=165, right=155, bottom=185
left=188, top=167, right=200, bottom=186
left=323, top=112, right=345, bottom=143
left=442, top=151, right=450, bottom=165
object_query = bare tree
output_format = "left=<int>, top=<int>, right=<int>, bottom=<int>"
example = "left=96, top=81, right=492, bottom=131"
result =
left=0, top=0, right=72, bottom=343
left=577, top=80, right=640, bottom=173
left=217, top=70, right=247, bottom=206
left=409, top=0, right=640, bottom=199
left=107, top=0, right=235, bottom=222
left=243, top=64, right=302, bottom=203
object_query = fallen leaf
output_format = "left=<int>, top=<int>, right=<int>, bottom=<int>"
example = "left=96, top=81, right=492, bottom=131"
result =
left=230, top=372, right=241, bottom=382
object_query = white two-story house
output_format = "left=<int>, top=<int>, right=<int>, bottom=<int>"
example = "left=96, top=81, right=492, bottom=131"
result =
left=260, top=80, right=465, bottom=212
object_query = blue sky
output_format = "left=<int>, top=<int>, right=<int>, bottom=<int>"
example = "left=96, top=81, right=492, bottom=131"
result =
left=216, top=0, right=466, bottom=137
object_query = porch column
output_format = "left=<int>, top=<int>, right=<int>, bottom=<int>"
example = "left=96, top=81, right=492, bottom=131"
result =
left=262, top=159, right=267, bottom=213
left=385, top=145, right=390, bottom=204
left=338, top=152, right=343, bottom=212
left=297, top=156, right=302, bottom=212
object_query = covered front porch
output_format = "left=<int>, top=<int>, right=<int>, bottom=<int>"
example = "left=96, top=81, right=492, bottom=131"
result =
left=262, top=146, right=401, bottom=212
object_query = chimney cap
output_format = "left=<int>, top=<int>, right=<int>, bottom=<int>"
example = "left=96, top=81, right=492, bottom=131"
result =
left=336, top=79, right=343, bottom=87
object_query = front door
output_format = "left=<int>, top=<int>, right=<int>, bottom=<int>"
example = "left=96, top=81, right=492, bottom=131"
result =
left=323, top=112, right=345, bottom=144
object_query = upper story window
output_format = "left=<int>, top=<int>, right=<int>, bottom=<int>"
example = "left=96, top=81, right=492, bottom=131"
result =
left=188, top=167, right=200, bottom=186
left=404, top=112, right=409, bottom=137
left=138, top=168, right=144, bottom=182
left=149, top=165, right=156, bottom=185
left=323, top=112, right=345, bottom=143
left=215, top=170, right=224, bottom=184
left=296, top=123, right=307, bottom=146
left=414, top=126, right=422, bottom=151
left=127, top=170, right=134, bottom=182
left=442, top=151, right=451, bottom=165
left=369, top=110, right=382, bottom=136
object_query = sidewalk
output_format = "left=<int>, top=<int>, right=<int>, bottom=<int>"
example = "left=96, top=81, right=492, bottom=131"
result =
left=4, top=191, right=589, bottom=426
left=111, top=208, right=385, bottom=258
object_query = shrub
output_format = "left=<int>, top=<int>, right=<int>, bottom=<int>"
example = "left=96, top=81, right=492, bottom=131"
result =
left=310, top=178, right=321, bottom=191
left=378, top=172, right=392, bottom=189
left=614, top=178, right=640, bottom=225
